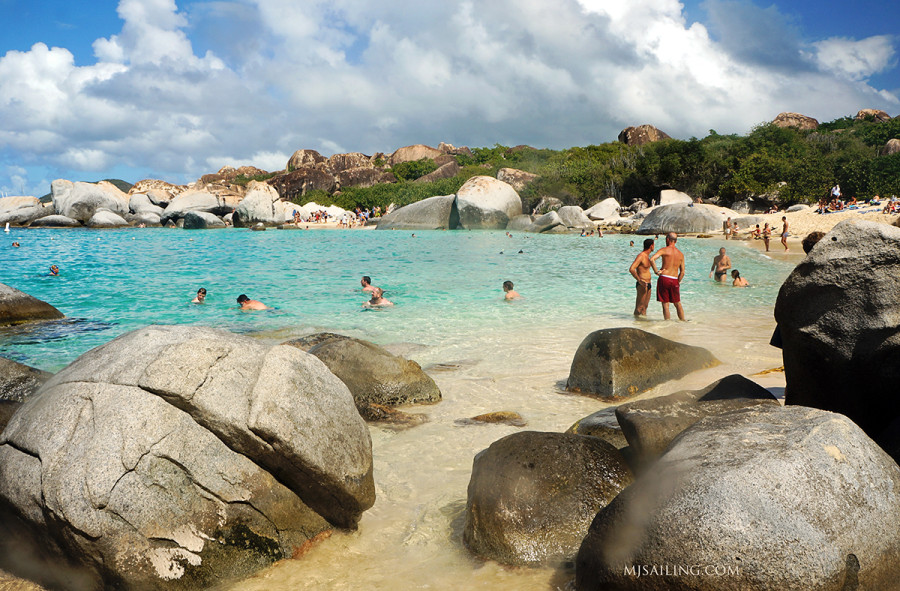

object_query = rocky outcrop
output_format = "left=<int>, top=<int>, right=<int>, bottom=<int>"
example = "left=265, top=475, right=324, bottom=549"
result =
left=199, top=165, right=269, bottom=186
left=129, top=212, right=162, bottom=226
left=0, top=284, right=64, bottom=326
left=28, top=215, right=81, bottom=227
left=50, top=180, right=129, bottom=223
left=576, top=405, right=900, bottom=591
left=267, top=166, right=336, bottom=200
left=0, top=197, right=44, bottom=226
left=882, top=138, right=900, bottom=156
left=637, top=203, right=732, bottom=235
left=496, top=168, right=539, bottom=192
left=414, top=161, right=460, bottom=184
left=160, top=190, right=241, bottom=224
left=615, top=374, right=779, bottom=466
left=301, top=335, right=441, bottom=409
left=128, top=180, right=183, bottom=204
left=772, top=111, right=819, bottom=130
left=566, top=407, right=628, bottom=449
left=0, top=357, right=51, bottom=403
left=617, top=125, right=671, bottom=146
left=327, top=153, right=372, bottom=173
left=531, top=196, right=563, bottom=215
left=585, top=198, right=620, bottom=220
left=557, top=206, right=594, bottom=230
left=337, top=167, right=396, bottom=189
left=128, top=193, right=165, bottom=216
left=527, top=210, right=563, bottom=233
left=375, top=194, right=459, bottom=230
left=0, top=325, right=374, bottom=590
left=506, top=215, right=535, bottom=232
left=438, top=142, right=473, bottom=157
left=287, top=149, right=327, bottom=171
left=455, top=176, right=522, bottom=230
left=775, top=220, right=900, bottom=440
left=464, top=431, right=632, bottom=566
left=658, top=189, right=692, bottom=205
left=389, top=144, right=443, bottom=166
left=566, top=328, right=719, bottom=398
left=183, top=211, right=226, bottom=229
left=855, top=108, right=892, bottom=123
left=86, top=209, right=129, bottom=228
left=233, top=182, right=285, bottom=227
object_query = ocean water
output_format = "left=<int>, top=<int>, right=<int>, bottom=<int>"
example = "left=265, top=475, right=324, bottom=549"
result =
left=1, top=226, right=798, bottom=589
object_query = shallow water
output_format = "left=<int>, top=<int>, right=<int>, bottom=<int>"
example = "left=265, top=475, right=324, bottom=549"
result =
left=1, top=227, right=798, bottom=589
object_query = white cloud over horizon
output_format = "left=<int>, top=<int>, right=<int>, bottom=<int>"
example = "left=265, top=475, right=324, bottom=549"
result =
left=1, top=0, right=898, bottom=197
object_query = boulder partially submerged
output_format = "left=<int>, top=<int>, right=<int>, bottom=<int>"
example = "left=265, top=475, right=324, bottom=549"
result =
left=637, top=203, right=732, bottom=235
left=0, top=325, right=374, bottom=590
left=455, top=176, right=522, bottom=230
left=0, top=284, right=64, bottom=326
left=375, top=194, right=459, bottom=230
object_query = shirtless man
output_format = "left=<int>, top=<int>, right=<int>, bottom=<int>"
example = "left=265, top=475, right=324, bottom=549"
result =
left=709, top=248, right=731, bottom=282
left=237, top=294, right=269, bottom=310
left=360, top=276, right=377, bottom=293
left=780, top=216, right=790, bottom=251
left=723, top=217, right=732, bottom=240
left=628, top=238, right=654, bottom=316
left=650, top=232, right=686, bottom=321
left=364, top=287, right=393, bottom=307
left=502, top=280, right=522, bottom=300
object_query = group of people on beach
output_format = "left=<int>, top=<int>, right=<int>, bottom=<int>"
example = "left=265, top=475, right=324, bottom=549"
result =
left=725, top=216, right=789, bottom=252
left=628, top=233, right=753, bottom=322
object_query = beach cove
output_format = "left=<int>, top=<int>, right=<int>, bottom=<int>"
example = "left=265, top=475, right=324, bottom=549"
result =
left=1, top=227, right=803, bottom=589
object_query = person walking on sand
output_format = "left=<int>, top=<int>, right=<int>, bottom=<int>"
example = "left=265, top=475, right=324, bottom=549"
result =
left=780, top=216, right=790, bottom=251
left=650, top=232, right=686, bottom=321
left=709, top=248, right=731, bottom=282
left=628, top=238, right=654, bottom=316
left=237, top=294, right=269, bottom=310
left=502, top=280, right=522, bottom=300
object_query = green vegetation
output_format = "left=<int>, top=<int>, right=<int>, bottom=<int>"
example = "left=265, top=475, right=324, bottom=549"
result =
left=290, top=115, right=900, bottom=211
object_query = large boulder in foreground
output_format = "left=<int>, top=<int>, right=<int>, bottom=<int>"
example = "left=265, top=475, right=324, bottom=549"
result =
left=0, top=197, right=44, bottom=226
left=615, top=374, right=778, bottom=466
left=233, top=182, right=286, bottom=227
left=0, top=357, right=51, bottom=403
left=585, top=198, right=620, bottom=221
left=637, top=203, right=730, bottom=235
left=566, top=328, right=719, bottom=398
left=0, top=284, right=64, bottom=326
left=464, top=431, right=632, bottom=566
left=0, top=325, right=374, bottom=590
left=50, top=180, right=129, bottom=223
left=455, top=176, right=522, bottom=230
left=301, top=335, right=441, bottom=409
left=160, top=190, right=241, bottom=224
left=776, top=220, right=900, bottom=440
left=576, top=405, right=900, bottom=591
left=375, top=194, right=459, bottom=230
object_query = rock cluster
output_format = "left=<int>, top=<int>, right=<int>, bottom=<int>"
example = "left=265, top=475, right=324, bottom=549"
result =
left=617, top=125, right=671, bottom=146
left=0, top=283, right=64, bottom=326
left=772, top=111, right=819, bottom=130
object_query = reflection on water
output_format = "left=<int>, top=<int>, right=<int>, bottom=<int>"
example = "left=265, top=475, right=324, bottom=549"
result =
left=0, top=318, right=115, bottom=364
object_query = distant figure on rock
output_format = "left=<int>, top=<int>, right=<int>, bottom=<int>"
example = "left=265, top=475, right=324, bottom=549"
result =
left=628, top=238, right=654, bottom=316
left=709, top=247, right=731, bottom=282
left=360, top=276, right=377, bottom=293
left=192, top=287, right=207, bottom=303
left=237, top=294, right=269, bottom=310
left=731, top=269, right=749, bottom=287
left=503, top=280, right=522, bottom=301
left=650, top=232, right=686, bottom=321
left=364, top=287, right=393, bottom=307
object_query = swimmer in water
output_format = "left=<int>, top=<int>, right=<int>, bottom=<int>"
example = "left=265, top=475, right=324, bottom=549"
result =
left=49, top=265, right=59, bottom=276
left=503, top=280, right=522, bottom=300
left=237, top=294, right=270, bottom=310
left=192, top=287, right=207, bottom=303
left=364, top=287, right=393, bottom=307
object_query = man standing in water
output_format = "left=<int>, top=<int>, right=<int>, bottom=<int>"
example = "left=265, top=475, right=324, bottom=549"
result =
left=650, top=232, right=686, bottom=321
left=708, top=248, right=731, bottom=282
left=628, top=238, right=654, bottom=316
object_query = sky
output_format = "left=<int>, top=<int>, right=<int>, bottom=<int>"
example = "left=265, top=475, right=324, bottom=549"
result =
left=1, top=0, right=898, bottom=197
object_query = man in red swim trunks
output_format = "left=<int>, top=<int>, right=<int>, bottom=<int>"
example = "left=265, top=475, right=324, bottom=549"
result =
left=650, top=232, right=686, bottom=320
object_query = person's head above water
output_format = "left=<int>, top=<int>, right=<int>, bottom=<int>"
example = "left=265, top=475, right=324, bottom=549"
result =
left=237, top=294, right=249, bottom=304
left=361, top=276, right=371, bottom=287
left=731, top=269, right=740, bottom=278
left=502, top=281, right=514, bottom=292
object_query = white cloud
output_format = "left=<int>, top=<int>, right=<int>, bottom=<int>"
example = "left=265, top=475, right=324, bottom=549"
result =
left=814, top=36, right=897, bottom=81
left=0, top=0, right=898, bottom=194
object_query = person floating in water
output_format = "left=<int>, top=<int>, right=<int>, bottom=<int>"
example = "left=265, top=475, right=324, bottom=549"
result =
left=731, top=269, right=749, bottom=287
left=49, top=265, right=59, bottom=276
left=503, top=280, right=521, bottom=300
left=192, top=287, right=207, bottom=303
left=360, top=276, right=377, bottom=293
left=364, top=287, right=393, bottom=307
left=12, top=242, right=19, bottom=247
left=650, top=232, right=686, bottom=321
left=237, top=294, right=269, bottom=310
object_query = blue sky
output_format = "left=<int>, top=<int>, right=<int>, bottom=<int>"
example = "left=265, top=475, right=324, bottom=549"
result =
left=1, top=0, right=898, bottom=197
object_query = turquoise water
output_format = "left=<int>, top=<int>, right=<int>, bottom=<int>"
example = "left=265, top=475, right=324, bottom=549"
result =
left=2, top=227, right=794, bottom=372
